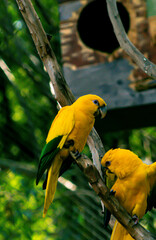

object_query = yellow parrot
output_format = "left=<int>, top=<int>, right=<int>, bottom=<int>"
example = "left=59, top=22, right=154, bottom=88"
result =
left=36, top=94, right=107, bottom=217
left=101, top=148, right=156, bottom=240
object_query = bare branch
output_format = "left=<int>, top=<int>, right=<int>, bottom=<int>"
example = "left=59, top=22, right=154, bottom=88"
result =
left=0, top=155, right=155, bottom=239
left=16, top=0, right=105, bottom=164
left=1, top=156, right=155, bottom=240
left=16, top=0, right=74, bottom=106
left=15, top=1, right=156, bottom=239
left=106, top=0, right=156, bottom=78
left=71, top=153, right=156, bottom=240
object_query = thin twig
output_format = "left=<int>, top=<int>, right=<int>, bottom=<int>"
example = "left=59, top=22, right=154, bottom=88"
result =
left=106, top=0, right=156, bottom=78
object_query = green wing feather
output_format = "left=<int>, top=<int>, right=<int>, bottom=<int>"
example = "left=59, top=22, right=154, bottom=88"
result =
left=36, top=106, right=75, bottom=188
left=36, top=136, right=62, bottom=185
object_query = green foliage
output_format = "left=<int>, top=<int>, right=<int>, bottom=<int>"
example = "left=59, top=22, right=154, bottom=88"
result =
left=0, top=165, right=110, bottom=240
left=0, top=1, right=110, bottom=239
left=0, top=0, right=58, bottom=163
left=0, top=170, right=57, bottom=240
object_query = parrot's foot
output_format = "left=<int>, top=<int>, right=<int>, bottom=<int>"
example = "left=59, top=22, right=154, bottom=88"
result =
left=131, top=214, right=139, bottom=225
left=110, top=189, right=116, bottom=195
left=64, top=139, right=74, bottom=148
left=71, top=150, right=81, bottom=160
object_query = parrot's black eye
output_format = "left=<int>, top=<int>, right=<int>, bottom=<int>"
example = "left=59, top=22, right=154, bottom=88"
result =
left=105, top=161, right=111, bottom=167
left=93, top=100, right=99, bottom=106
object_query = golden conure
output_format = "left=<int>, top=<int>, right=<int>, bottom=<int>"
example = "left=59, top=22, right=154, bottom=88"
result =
left=101, top=148, right=156, bottom=240
left=36, top=94, right=107, bottom=217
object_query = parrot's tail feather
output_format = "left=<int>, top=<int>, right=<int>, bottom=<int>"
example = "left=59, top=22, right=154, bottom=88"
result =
left=111, top=221, right=134, bottom=240
left=43, top=155, right=63, bottom=217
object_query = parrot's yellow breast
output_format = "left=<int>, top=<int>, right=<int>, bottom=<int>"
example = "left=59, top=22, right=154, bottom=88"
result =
left=67, top=110, right=95, bottom=153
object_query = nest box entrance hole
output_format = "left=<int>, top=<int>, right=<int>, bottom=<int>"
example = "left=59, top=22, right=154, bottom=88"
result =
left=77, top=1, right=130, bottom=54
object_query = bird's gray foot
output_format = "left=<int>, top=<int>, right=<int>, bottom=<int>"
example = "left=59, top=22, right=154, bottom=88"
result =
left=72, top=150, right=81, bottom=160
left=131, top=214, right=139, bottom=225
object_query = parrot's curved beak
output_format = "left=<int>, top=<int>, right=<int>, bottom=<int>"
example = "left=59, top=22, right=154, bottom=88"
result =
left=99, top=105, right=107, bottom=119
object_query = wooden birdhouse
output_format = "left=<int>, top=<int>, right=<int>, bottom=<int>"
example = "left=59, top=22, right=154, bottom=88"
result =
left=58, top=0, right=156, bottom=132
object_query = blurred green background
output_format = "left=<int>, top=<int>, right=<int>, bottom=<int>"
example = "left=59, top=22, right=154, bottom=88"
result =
left=0, top=0, right=155, bottom=239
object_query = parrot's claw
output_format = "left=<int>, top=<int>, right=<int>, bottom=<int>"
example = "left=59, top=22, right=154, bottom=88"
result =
left=131, top=214, right=139, bottom=225
left=110, top=189, right=116, bottom=195
left=64, top=139, right=74, bottom=148
left=71, top=150, right=81, bottom=160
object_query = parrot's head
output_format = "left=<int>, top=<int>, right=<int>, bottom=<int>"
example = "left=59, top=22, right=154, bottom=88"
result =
left=74, top=94, right=107, bottom=119
left=101, top=148, right=142, bottom=179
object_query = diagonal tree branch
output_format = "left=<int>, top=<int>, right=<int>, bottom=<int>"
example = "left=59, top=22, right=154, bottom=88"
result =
left=1, top=155, right=155, bottom=240
left=106, top=0, right=156, bottom=79
left=15, top=0, right=155, bottom=239
left=16, top=0, right=74, bottom=107
left=16, top=0, right=105, bottom=173
left=71, top=153, right=156, bottom=240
